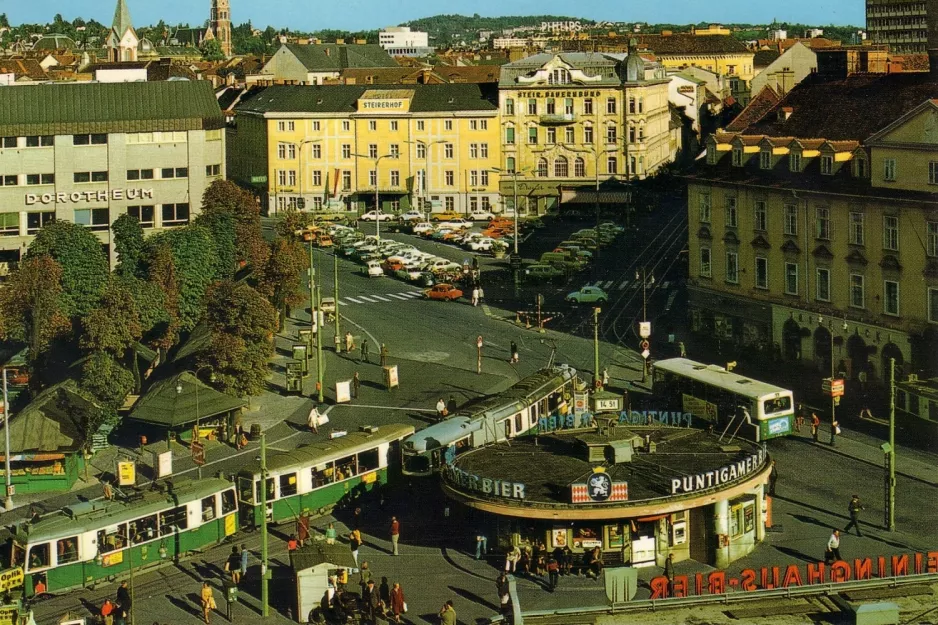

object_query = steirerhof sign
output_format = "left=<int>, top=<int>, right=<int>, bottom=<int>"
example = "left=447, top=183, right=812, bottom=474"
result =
left=357, top=89, right=414, bottom=114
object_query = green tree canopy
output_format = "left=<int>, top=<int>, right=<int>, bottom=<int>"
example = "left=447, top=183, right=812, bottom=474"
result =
left=80, top=281, right=142, bottom=357
left=145, top=243, right=181, bottom=352
left=145, top=226, right=218, bottom=332
left=112, top=213, right=146, bottom=279
left=27, top=221, right=109, bottom=318
left=201, top=180, right=268, bottom=269
left=194, top=210, right=237, bottom=280
left=79, top=351, right=134, bottom=409
left=256, top=238, right=307, bottom=330
left=200, top=37, right=226, bottom=61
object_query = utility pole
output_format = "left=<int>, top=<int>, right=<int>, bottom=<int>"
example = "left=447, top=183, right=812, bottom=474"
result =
left=260, top=432, right=269, bottom=617
left=887, top=357, right=896, bottom=531
left=593, top=307, right=601, bottom=387
left=308, top=241, right=316, bottom=396
left=829, top=319, right=836, bottom=444
left=315, top=280, right=324, bottom=403
left=333, top=250, right=340, bottom=350
left=2, top=369, right=11, bottom=510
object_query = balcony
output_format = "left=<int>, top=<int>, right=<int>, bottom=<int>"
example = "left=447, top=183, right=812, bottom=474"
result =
left=540, top=113, right=577, bottom=125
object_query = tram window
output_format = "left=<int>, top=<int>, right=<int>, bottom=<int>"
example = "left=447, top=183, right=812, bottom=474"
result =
left=503, top=419, right=511, bottom=439
left=97, top=525, right=127, bottom=554
left=454, top=437, right=470, bottom=455
left=403, top=454, right=430, bottom=475
left=11, top=544, right=24, bottom=567
left=56, top=537, right=78, bottom=565
left=279, top=473, right=298, bottom=498
left=159, top=506, right=188, bottom=534
left=221, top=489, right=236, bottom=515
left=358, top=449, right=379, bottom=473
left=238, top=477, right=255, bottom=504
left=762, top=396, right=791, bottom=416
left=335, top=455, right=356, bottom=480
left=255, top=478, right=275, bottom=502
left=548, top=393, right=560, bottom=412
left=514, top=414, right=523, bottom=432
left=129, top=515, right=158, bottom=544
left=27, top=543, right=50, bottom=570
left=311, top=464, right=330, bottom=488
left=201, top=496, right=217, bottom=522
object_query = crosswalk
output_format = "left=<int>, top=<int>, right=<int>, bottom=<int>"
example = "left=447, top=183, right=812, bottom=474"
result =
left=338, top=291, right=424, bottom=306
left=580, top=279, right=672, bottom=292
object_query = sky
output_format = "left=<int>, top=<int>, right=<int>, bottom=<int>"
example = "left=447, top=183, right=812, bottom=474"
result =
left=5, top=0, right=865, bottom=32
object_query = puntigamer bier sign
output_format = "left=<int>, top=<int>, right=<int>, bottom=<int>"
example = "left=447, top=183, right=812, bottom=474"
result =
left=443, top=464, right=526, bottom=500
left=26, top=188, right=154, bottom=206
left=671, top=449, right=766, bottom=495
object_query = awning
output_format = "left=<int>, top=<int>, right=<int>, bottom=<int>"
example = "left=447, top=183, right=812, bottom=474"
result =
left=560, top=188, right=633, bottom=205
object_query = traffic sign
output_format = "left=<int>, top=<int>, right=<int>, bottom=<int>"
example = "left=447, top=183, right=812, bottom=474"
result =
left=191, top=440, right=206, bottom=466
left=640, top=340, right=650, bottom=351
left=639, top=321, right=651, bottom=338
left=822, top=378, right=845, bottom=397
left=641, top=349, right=651, bottom=359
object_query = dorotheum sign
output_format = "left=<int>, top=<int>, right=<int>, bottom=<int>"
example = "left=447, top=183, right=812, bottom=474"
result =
left=25, top=188, right=154, bottom=205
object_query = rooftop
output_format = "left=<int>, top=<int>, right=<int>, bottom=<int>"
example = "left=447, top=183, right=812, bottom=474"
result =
left=279, top=43, right=399, bottom=72
left=634, top=34, right=750, bottom=55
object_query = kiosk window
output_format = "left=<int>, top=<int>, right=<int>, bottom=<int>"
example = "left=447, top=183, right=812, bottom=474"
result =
left=279, top=473, right=298, bottom=497
left=160, top=506, right=188, bottom=534
left=27, top=543, right=50, bottom=570
left=358, top=449, right=380, bottom=473
left=730, top=504, right=743, bottom=537
left=221, top=489, right=236, bottom=515
left=97, top=525, right=127, bottom=553
left=130, top=514, right=158, bottom=544
left=56, top=537, right=79, bottom=564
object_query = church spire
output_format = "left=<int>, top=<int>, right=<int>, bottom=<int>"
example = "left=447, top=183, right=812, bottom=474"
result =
left=107, top=0, right=138, bottom=62
left=111, top=0, right=134, bottom=39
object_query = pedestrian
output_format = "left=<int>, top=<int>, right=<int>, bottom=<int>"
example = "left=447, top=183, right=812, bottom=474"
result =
left=475, top=533, right=488, bottom=559
left=601, top=367, right=609, bottom=388
left=587, top=546, right=604, bottom=580
left=844, top=494, right=865, bottom=537
left=200, top=582, right=216, bottom=624
left=561, top=545, right=573, bottom=576
left=390, top=516, right=400, bottom=556
left=446, top=395, right=458, bottom=416
left=353, top=507, right=363, bottom=531
left=811, top=412, right=821, bottom=442
left=664, top=553, right=675, bottom=596
left=233, top=420, right=243, bottom=447
left=379, top=576, right=391, bottom=617
left=795, top=404, right=806, bottom=432
left=101, top=599, right=116, bottom=625
left=504, top=545, right=520, bottom=572
left=325, top=522, right=337, bottom=545
left=361, top=339, right=370, bottom=364
left=288, top=534, right=299, bottom=552
left=358, top=561, right=372, bottom=599
left=768, top=460, right=778, bottom=497
left=116, top=580, right=131, bottom=615
left=825, top=529, right=842, bottom=564
left=471, top=287, right=479, bottom=307
left=362, top=580, right=380, bottom=625
left=345, top=331, right=354, bottom=354
left=103, top=479, right=114, bottom=501
left=510, top=340, right=519, bottom=364
left=438, top=600, right=456, bottom=625
left=859, top=406, right=874, bottom=420
left=349, top=532, right=361, bottom=567
left=547, top=553, right=560, bottom=591
left=114, top=606, right=127, bottom=625
left=436, top=398, right=447, bottom=420
left=239, top=544, right=249, bottom=580
left=831, top=419, right=841, bottom=446
left=678, top=341, right=686, bottom=358
left=496, top=572, right=511, bottom=612
left=307, top=404, right=321, bottom=433
left=352, top=371, right=361, bottom=399
left=225, top=546, right=241, bottom=584
left=390, top=582, right=406, bottom=624
left=478, top=285, right=484, bottom=302
left=380, top=343, right=389, bottom=367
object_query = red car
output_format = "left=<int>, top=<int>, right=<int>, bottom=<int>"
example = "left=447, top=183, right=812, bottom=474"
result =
left=424, top=284, right=463, bottom=301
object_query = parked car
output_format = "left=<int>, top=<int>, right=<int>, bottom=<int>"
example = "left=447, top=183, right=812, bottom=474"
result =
left=360, top=210, right=394, bottom=222
left=381, top=259, right=404, bottom=273
left=566, top=286, right=608, bottom=304
left=467, top=237, right=496, bottom=252
left=440, top=218, right=472, bottom=230
left=400, top=210, right=424, bottom=222
left=424, top=258, right=462, bottom=273
left=364, top=260, right=384, bottom=277
left=424, top=283, right=463, bottom=301
left=525, top=264, right=565, bottom=282
left=431, top=211, right=462, bottom=222
left=412, top=222, right=435, bottom=235
left=320, top=297, right=336, bottom=315
left=468, top=209, right=496, bottom=221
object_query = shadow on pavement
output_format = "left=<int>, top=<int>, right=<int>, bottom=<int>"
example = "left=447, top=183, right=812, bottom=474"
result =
left=447, top=584, right=500, bottom=612
left=775, top=545, right=822, bottom=564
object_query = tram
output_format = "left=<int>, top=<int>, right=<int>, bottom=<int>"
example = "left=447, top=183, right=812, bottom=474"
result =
left=402, top=366, right=580, bottom=476
left=6, top=478, right=237, bottom=597
left=237, top=424, right=414, bottom=527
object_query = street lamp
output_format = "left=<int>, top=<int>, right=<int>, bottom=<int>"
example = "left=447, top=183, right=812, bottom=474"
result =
left=488, top=166, right=532, bottom=297
left=637, top=267, right=654, bottom=383
left=406, top=139, right=447, bottom=220
left=818, top=315, right=848, bottom=444
left=351, top=152, right=393, bottom=240
left=1, top=368, right=12, bottom=510
left=176, top=365, right=213, bottom=479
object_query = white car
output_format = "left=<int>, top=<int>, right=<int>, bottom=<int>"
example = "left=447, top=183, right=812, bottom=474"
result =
left=440, top=218, right=472, bottom=230
left=364, top=260, right=384, bottom=277
left=468, top=209, right=496, bottom=221
left=468, top=237, right=496, bottom=252
left=360, top=210, right=394, bottom=222
left=412, top=222, right=435, bottom=235
left=400, top=211, right=424, bottom=222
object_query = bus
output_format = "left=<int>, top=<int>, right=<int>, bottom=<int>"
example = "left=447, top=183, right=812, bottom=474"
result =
left=652, top=358, right=795, bottom=442
left=6, top=478, right=237, bottom=596
left=237, top=424, right=414, bottom=528
left=403, top=366, right=580, bottom=476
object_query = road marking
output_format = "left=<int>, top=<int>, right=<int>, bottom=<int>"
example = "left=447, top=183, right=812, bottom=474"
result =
left=401, top=292, right=421, bottom=298
left=602, top=280, right=614, bottom=289
left=357, top=295, right=379, bottom=303
left=387, top=293, right=409, bottom=300
left=372, top=295, right=392, bottom=302
left=345, top=296, right=365, bottom=304
left=619, top=280, right=630, bottom=290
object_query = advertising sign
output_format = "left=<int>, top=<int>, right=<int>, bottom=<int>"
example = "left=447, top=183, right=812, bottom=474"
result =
left=384, top=365, right=399, bottom=389
left=335, top=380, right=352, bottom=403
left=573, top=391, right=588, bottom=417
left=117, top=461, right=136, bottom=487
left=0, top=568, right=23, bottom=592
left=151, top=450, right=172, bottom=478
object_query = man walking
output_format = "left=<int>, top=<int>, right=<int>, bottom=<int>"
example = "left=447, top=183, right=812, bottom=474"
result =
left=510, top=340, right=519, bottom=364
left=768, top=460, right=778, bottom=496
left=438, top=600, right=456, bottom=625
left=475, top=533, right=488, bottom=560
left=825, top=530, right=842, bottom=564
left=380, top=344, right=389, bottom=367
left=546, top=553, right=560, bottom=591
left=352, top=372, right=361, bottom=399
left=239, top=544, right=249, bottom=581
left=361, top=339, right=370, bottom=364
left=390, top=516, right=400, bottom=556
left=496, top=573, right=511, bottom=613
left=345, top=331, right=354, bottom=354
left=116, top=580, right=131, bottom=625
left=811, top=412, right=821, bottom=442
left=664, top=553, right=675, bottom=597
left=436, top=398, right=447, bottom=420
left=471, top=286, right=479, bottom=307
left=844, top=494, right=865, bottom=537
left=349, top=532, right=361, bottom=567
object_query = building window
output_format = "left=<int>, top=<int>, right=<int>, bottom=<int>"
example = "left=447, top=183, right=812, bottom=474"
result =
left=629, top=97, right=636, bottom=114
left=927, top=221, right=938, bottom=257
left=536, top=158, right=548, bottom=178
left=72, top=134, right=107, bottom=145
left=469, top=170, right=479, bottom=186
left=820, top=155, right=834, bottom=175
left=706, top=146, right=717, bottom=165
left=855, top=157, right=867, bottom=178
left=341, top=144, right=351, bottom=159
left=368, top=121, right=377, bottom=131
left=470, top=143, right=479, bottom=159
left=564, top=98, right=574, bottom=115
left=884, top=280, right=899, bottom=316
left=606, top=125, right=617, bottom=144
left=1, top=137, right=16, bottom=148
left=789, top=152, right=802, bottom=172
left=883, top=158, right=896, bottom=181
left=161, top=203, right=190, bottom=227
left=416, top=120, right=425, bottom=131
left=546, top=128, right=556, bottom=144
left=753, top=201, right=767, bottom=231
left=574, top=157, right=585, bottom=177
left=312, top=144, right=321, bottom=158
left=276, top=121, right=295, bottom=132
left=368, top=144, right=378, bottom=159
left=732, top=148, right=743, bottom=166
left=850, top=274, right=865, bottom=309
left=505, top=127, right=515, bottom=144
left=546, top=99, right=556, bottom=115
left=528, top=128, right=538, bottom=144
left=389, top=144, right=400, bottom=158
left=606, top=97, right=617, bottom=114
left=606, top=156, right=617, bottom=174
left=0, top=175, right=17, bottom=186
left=755, top=257, right=768, bottom=289
left=277, top=142, right=296, bottom=159
left=74, top=171, right=109, bottom=183
left=760, top=150, right=771, bottom=169
left=341, top=171, right=351, bottom=191
left=699, top=194, right=711, bottom=223
left=816, top=268, right=831, bottom=302
left=26, top=135, right=55, bottom=147
left=929, top=162, right=938, bottom=185
left=505, top=98, right=515, bottom=115
left=883, top=215, right=899, bottom=251
left=74, top=208, right=110, bottom=231
left=444, top=143, right=453, bottom=158
left=527, top=99, right=537, bottom=115
left=583, top=98, right=593, bottom=115
left=849, top=212, right=865, bottom=245
left=583, top=126, right=593, bottom=144
left=725, top=197, right=737, bottom=228
left=342, top=121, right=350, bottom=132
left=26, top=211, right=55, bottom=234
left=390, top=170, right=400, bottom=187
left=416, top=144, right=426, bottom=159
left=444, top=196, right=454, bottom=211
left=725, top=252, right=739, bottom=284
left=785, top=263, right=798, bottom=295
left=816, top=207, right=830, bottom=240
left=390, top=121, right=399, bottom=131
left=205, top=164, right=221, bottom=177
left=312, top=171, right=322, bottom=186
left=368, top=170, right=377, bottom=187
left=444, top=120, right=453, bottom=131
left=554, top=156, right=568, bottom=177
left=480, top=170, right=489, bottom=186
left=128, top=205, right=155, bottom=228
left=505, top=157, right=516, bottom=173
left=699, top=247, right=711, bottom=278
left=0, top=213, right=19, bottom=236
left=160, top=167, right=188, bottom=179
left=929, top=288, right=938, bottom=323
left=311, top=197, right=323, bottom=210
left=565, top=126, right=575, bottom=143
left=784, top=203, right=797, bottom=235
left=26, top=174, right=54, bottom=185
left=311, top=122, right=320, bottom=132
left=444, top=171, right=454, bottom=186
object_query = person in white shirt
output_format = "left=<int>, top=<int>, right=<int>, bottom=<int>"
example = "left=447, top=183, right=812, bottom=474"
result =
left=825, top=529, right=842, bottom=563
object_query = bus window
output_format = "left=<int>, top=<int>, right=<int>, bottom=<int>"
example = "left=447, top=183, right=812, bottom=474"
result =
left=335, top=455, right=356, bottom=480
left=221, top=489, right=236, bottom=515
left=762, top=396, right=792, bottom=416
left=201, top=496, right=217, bottom=522
left=159, top=506, right=188, bottom=535
left=311, top=464, right=330, bottom=488
left=454, top=437, right=470, bottom=455
left=238, top=477, right=255, bottom=504
left=56, top=537, right=79, bottom=565
left=130, top=515, right=158, bottom=544
left=279, top=473, right=298, bottom=498
left=358, top=449, right=379, bottom=473
left=97, top=525, right=127, bottom=554
left=27, top=543, right=50, bottom=571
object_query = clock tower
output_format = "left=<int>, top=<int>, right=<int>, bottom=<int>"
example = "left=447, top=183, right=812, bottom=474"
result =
left=210, top=0, right=232, bottom=57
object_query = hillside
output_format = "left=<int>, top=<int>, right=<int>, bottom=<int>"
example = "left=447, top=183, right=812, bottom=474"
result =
left=402, top=13, right=592, bottom=44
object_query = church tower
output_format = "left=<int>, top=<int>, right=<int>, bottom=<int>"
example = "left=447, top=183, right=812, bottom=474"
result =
left=210, top=0, right=232, bottom=57
left=106, top=0, right=139, bottom=62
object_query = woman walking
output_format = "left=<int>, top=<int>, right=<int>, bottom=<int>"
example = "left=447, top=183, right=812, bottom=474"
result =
left=200, top=582, right=216, bottom=624
left=390, top=582, right=406, bottom=624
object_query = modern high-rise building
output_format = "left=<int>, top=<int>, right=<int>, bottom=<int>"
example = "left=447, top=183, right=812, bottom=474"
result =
left=210, top=0, right=233, bottom=58
left=866, top=0, right=930, bottom=53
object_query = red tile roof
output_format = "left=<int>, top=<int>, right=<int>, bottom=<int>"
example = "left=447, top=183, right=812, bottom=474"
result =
left=634, top=34, right=750, bottom=55
left=725, top=85, right=780, bottom=132
left=0, top=58, right=48, bottom=81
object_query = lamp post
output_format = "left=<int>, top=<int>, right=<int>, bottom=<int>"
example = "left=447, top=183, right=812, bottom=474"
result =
left=351, top=152, right=393, bottom=240
left=489, top=166, right=532, bottom=297
left=2, top=368, right=12, bottom=510
left=637, top=267, right=654, bottom=383
left=176, top=365, right=213, bottom=479
left=406, top=139, right=447, bottom=220
left=308, top=240, right=324, bottom=403
left=259, top=432, right=270, bottom=617
left=818, top=315, right=846, bottom=444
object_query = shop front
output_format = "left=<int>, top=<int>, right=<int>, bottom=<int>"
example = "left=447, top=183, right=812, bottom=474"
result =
left=441, top=426, right=770, bottom=570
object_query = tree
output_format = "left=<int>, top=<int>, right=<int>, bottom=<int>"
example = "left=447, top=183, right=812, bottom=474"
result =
left=80, top=280, right=143, bottom=391
left=27, top=220, right=109, bottom=318
left=275, top=210, right=315, bottom=239
left=0, top=14, right=10, bottom=29
left=194, top=210, right=237, bottom=280
left=200, top=38, right=225, bottom=61
left=112, top=213, right=146, bottom=279
left=201, top=180, right=268, bottom=269
left=80, top=351, right=135, bottom=409
left=0, top=255, right=69, bottom=387
left=145, top=243, right=181, bottom=353
left=199, top=281, right=276, bottom=398
left=257, top=238, right=307, bottom=330
left=145, top=226, right=217, bottom=332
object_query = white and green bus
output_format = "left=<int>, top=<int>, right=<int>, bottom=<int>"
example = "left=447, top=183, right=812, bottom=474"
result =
left=653, top=358, right=795, bottom=441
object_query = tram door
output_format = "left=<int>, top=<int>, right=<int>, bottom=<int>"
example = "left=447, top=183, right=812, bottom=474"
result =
left=689, top=506, right=715, bottom=563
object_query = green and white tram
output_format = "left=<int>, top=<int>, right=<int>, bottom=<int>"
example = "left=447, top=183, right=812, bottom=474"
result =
left=237, top=424, right=414, bottom=527
left=6, top=478, right=237, bottom=596
left=653, top=358, right=795, bottom=441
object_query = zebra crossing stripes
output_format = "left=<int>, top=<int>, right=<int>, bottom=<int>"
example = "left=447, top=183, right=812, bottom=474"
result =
left=337, top=291, right=423, bottom=307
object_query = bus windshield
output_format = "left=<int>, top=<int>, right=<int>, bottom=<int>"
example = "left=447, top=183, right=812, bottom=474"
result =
left=762, top=396, right=792, bottom=416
